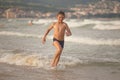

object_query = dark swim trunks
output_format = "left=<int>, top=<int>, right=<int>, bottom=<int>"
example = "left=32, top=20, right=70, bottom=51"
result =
left=53, top=38, right=64, bottom=48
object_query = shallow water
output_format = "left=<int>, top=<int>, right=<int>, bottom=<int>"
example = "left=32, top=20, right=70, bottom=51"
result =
left=0, top=18, right=120, bottom=80
left=0, top=63, right=120, bottom=80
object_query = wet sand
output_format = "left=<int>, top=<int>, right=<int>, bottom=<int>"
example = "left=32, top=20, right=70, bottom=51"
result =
left=0, top=63, right=120, bottom=80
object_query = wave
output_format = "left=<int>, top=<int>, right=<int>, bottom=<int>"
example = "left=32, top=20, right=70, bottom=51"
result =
left=66, top=19, right=120, bottom=29
left=31, top=19, right=120, bottom=30
left=0, top=31, right=42, bottom=38
left=66, top=37, right=120, bottom=46
left=0, top=52, right=80, bottom=69
left=32, top=19, right=83, bottom=28
left=0, top=51, right=119, bottom=69
left=84, top=19, right=120, bottom=30
left=32, top=19, right=55, bottom=25
left=0, top=31, right=120, bottom=46
left=84, top=19, right=120, bottom=25
left=32, top=19, right=96, bottom=28
left=68, top=19, right=120, bottom=29
left=93, top=24, right=120, bottom=30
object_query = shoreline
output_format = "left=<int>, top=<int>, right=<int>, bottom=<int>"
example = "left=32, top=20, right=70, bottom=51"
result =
left=0, top=62, right=120, bottom=80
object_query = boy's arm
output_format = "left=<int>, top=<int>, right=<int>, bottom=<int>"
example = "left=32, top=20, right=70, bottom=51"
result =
left=65, top=23, right=72, bottom=36
left=42, top=23, right=54, bottom=44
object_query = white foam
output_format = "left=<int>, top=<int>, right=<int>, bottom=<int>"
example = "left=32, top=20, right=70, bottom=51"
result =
left=31, top=19, right=120, bottom=30
left=0, top=31, right=120, bottom=46
left=32, top=19, right=55, bottom=25
left=0, top=31, right=42, bottom=38
left=65, top=19, right=83, bottom=28
left=32, top=19, right=86, bottom=28
left=0, top=49, right=120, bottom=69
left=65, top=19, right=97, bottom=28
left=66, top=36, right=120, bottom=46
left=93, top=24, right=120, bottom=30
left=0, top=52, right=119, bottom=70
left=84, top=19, right=120, bottom=25
left=0, top=52, right=82, bottom=70
left=0, top=53, right=50, bottom=68
left=84, top=19, right=120, bottom=30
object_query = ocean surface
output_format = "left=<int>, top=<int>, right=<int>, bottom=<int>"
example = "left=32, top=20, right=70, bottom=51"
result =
left=0, top=18, right=120, bottom=80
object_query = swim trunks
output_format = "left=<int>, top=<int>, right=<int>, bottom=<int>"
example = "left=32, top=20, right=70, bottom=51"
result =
left=53, top=38, right=64, bottom=48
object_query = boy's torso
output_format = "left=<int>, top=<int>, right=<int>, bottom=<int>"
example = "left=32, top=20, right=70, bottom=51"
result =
left=53, top=22, right=66, bottom=40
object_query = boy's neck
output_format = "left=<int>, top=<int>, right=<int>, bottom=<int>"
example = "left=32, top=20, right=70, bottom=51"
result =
left=57, top=21, right=63, bottom=24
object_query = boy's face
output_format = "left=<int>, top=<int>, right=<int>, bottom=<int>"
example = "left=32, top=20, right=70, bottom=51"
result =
left=57, top=14, right=65, bottom=22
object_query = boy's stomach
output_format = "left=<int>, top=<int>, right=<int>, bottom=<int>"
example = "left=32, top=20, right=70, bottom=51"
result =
left=53, top=34, right=65, bottom=41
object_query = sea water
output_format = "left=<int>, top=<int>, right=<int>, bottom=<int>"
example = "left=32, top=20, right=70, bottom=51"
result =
left=0, top=18, right=120, bottom=80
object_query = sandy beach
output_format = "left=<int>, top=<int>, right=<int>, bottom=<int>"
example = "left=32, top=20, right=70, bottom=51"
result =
left=0, top=63, right=120, bottom=80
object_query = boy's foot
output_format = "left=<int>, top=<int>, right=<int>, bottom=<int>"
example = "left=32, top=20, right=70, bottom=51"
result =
left=50, top=66, right=57, bottom=70
left=45, top=65, right=57, bottom=70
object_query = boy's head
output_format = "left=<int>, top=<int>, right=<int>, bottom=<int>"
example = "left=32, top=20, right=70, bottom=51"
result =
left=57, top=11, right=65, bottom=22
left=57, top=11, right=65, bottom=17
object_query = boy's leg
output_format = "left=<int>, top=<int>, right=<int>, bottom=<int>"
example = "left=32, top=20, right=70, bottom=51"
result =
left=51, top=41, right=63, bottom=67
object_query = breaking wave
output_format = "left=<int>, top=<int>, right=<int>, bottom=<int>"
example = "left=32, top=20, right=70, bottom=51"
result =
left=93, top=24, right=120, bottom=30
left=66, top=37, right=120, bottom=46
left=0, top=51, right=119, bottom=69
left=31, top=19, right=120, bottom=30
left=0, top=52, right=81, bottom=69
left=0, top=31, right=120, bottom=46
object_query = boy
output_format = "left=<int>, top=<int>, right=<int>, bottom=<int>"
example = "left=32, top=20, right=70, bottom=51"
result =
left=42, top=11, right=72, bottom=67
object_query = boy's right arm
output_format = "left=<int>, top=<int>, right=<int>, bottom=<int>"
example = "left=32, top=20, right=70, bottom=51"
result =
left=42, top=23, right=54, bottom=44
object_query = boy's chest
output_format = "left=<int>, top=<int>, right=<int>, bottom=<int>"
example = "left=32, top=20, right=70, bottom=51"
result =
left=54, top=25, right=66, bottom=32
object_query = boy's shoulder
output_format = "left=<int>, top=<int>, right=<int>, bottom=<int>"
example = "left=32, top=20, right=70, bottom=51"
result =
left=51, top=22, right=68, bottom=27
left=52, top=22, right=57, bottom=25
left=63, top=22, right=68, bottom=26
left=49, top=22, right=56, bottom=27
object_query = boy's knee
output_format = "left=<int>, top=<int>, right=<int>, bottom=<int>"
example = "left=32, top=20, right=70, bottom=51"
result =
left=57, top=48, right=62, bottom=53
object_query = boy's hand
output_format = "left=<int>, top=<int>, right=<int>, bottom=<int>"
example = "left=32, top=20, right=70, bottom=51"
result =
left=42, top=37, right=46, bottom=44
left=66, top=31, right=71, bottom=36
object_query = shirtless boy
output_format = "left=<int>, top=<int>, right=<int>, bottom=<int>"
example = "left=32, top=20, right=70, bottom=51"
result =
left=42, top=11, right=72, bottom=67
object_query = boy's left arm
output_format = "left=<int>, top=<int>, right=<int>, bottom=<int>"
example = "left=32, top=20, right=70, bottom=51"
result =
left=65, top=24, right=72, bottom=36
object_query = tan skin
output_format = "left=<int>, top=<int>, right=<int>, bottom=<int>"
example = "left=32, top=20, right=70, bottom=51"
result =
left=42, top=14, right=72, bottom=67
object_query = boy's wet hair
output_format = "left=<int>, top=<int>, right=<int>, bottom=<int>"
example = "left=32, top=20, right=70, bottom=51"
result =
left=57, top=11, right=65, bottom=16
